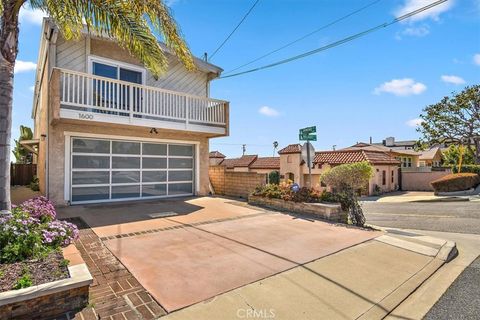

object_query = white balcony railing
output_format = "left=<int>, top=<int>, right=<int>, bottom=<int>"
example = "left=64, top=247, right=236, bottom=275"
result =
left=57, top=68, right=228, bottom=128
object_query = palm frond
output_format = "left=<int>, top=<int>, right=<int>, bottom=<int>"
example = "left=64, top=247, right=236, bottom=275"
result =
left=30, top=0, right=194, bottom=77
left=130, top=0, right=196, bottom=71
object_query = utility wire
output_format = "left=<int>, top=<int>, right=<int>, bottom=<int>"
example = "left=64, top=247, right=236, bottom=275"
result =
left=209, top=0, right=261, bottom=61
left=223, top=0, right=384, bottom=75
left=219, top=0, right=447, bottom=79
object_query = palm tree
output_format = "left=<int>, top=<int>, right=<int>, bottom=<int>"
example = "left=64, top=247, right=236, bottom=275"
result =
left=13, top=125, right=33, bottom=164
left=0, top=1, right=195, bottom=210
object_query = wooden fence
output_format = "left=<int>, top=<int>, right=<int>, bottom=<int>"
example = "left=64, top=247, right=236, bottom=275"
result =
left=10, top=163, right=37, bottom=186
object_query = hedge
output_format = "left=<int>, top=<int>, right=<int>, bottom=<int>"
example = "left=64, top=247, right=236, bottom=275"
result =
left=430, top=173, right=480, bottom=193
left=452, top=165, right=480, bottom=175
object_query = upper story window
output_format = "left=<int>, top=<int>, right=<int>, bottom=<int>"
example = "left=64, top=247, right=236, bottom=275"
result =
left=400, top=157, right=412, bottom=168
left=89, top=56, right=145, bottom=85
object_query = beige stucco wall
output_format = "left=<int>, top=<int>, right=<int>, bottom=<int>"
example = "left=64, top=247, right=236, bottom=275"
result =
left=401, top=171, right=450, bottom=191
left=279, top=153, right=304, bottom=185
left=46, top=120, right=210, bottom=205
left=370, top=165, right=399, bottom=194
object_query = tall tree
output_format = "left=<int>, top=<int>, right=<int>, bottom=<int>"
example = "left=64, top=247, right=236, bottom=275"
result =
left=13, top=125, right=33, bottom=164
left=0, top=1, right=195, bottom=210
left=418, top=85, right=480, bottom=164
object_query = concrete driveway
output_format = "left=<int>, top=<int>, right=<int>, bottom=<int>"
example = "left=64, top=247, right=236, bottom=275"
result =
left=57, top=197, right=454, bottom=319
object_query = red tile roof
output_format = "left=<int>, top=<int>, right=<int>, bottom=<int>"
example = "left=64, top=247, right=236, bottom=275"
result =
left=220, top=155, right=258, bottom=168
left=278, top=144, right=302, bottom=154
left=250, top=157, right=280, bottom=169
left=209, top=151, right=226, bottom=158
left=314, top=150, right=400, bottom=165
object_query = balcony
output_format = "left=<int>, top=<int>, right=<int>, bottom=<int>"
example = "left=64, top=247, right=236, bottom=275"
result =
left=52, top=68, right=229, bottom=136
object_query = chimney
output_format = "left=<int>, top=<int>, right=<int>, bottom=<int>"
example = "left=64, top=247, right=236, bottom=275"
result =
left=369, top=136, right=372, bottom=144
left=385, top=137, right=395, bottom=147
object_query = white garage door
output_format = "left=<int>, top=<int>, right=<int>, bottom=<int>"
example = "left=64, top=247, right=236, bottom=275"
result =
left=70, top=137, right=195, bottom=203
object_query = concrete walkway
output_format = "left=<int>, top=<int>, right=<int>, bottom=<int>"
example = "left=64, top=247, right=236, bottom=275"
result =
left=163, top=234, right=453, bottom=320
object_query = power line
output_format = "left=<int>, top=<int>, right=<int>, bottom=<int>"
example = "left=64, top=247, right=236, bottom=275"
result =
left=219, top=0, right=447, bottom=79
left=223, top=0, right=384, bottom=75
left=209, top=0, right=261, bottom=61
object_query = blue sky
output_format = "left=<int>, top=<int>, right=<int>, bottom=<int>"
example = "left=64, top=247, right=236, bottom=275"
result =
left=12, top=0, right=480, bottom=158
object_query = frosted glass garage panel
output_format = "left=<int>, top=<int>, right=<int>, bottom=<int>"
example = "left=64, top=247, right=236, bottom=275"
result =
left=72, top=156, right=110, bottom=169
left=169, top=171, right=192, bottom=182
left=73, top=138, right=110, bottom=153
left=112, top=185, right=140, bottom=199
left=168, top=183, right=192, bottom=195
left=143, top=143, right=167, bottom=156
left=143, top=157, right=167, bottom=169
left=168, top=158, right=193, bottom=169
left=169, top=145, right=193, bottom=156
left=72, top=186, right=109, bottom=202
left=72, top=171, right=109, bottom=185
left=142, top=184, right=167, bottom=197
left=112, top=171, right=140, bottom=184
left=142, top=171, right=167, bottom=183
left=112, top=141, right=140, bottom=154
left=112, top=156, right=140, bottom=169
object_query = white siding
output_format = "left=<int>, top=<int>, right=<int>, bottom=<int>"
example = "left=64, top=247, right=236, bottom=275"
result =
left=56, top=36, right=86, bottom=72
left=55, top=36, right=209, bottom=97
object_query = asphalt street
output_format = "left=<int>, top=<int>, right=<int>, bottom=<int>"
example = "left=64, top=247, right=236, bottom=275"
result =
left=362, top=201, right=480, bottom=235
left=424, top=256, right=480, bottom=320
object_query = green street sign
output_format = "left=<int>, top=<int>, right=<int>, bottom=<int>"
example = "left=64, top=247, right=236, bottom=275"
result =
left=299, top=126, right=316, bottom=135
left=299, top=133, right=317, bottom=141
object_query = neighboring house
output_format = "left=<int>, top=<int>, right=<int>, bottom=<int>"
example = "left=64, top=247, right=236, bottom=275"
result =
left=277, top=144, right=400, bottom=195
left=419, top=147, right=443, bottom=167
left=218, top=155, right=280, bottom=174
left=31, top=19, right=229, bottom=205
left=343, top=143, right=421, bottom=169
left=209, top=151, right=225, bottom=166
left=372, top=136, right=416, bottom=150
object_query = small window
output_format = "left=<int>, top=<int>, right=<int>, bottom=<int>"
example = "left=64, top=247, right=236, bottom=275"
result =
left=382, top=170, right=386, bottom=185
left=391, top=170, right=394, bottom=183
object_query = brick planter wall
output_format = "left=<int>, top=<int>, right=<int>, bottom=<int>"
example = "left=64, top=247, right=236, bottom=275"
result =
left=0, top=286, right=88, bottom=320
left=209, top=166, right=266, bottom=198
left=248, top=195, right=347, bottom=223
left=0, top=245, right=92, bottom=320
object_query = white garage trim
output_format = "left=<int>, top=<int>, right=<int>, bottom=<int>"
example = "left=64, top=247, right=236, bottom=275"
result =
left=63, top=131, right=200, bottom=204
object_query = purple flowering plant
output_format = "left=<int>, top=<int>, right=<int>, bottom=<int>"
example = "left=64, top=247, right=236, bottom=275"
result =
left=0, top=197, right=79, bottom=263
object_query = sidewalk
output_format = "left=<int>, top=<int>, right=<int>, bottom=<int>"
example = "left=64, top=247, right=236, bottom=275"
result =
left=361, top=191, right=470, bottom=203
left=163, top=232, right=456, bottom=320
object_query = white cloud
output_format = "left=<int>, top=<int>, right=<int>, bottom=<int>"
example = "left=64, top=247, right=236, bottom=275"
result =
left=399, top=25, right=430, bottom=38
left=19, top=6, right=47, bottom=25
left=395, top=0, right=454, bottom=22
left=474, top=53, right=480, bottom=66
left=14, top=60, right=37, bottom=74
left=441, top=75, right=465, bottom=85
left=374, top=78, right=427, bottom=96
left=406, top=118, right=423, bottom=127
left=258, top=106, right=279, bottom=117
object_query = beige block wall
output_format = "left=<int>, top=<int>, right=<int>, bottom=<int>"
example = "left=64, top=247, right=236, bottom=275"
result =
left=401, top=171, right=450, bottom=191
left=47, top=121, right=210, bottom=205
left=209, top=166, right=266, bottom=198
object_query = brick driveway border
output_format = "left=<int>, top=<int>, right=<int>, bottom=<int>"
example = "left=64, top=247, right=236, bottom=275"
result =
left=58, top=218, right=167, bottom=320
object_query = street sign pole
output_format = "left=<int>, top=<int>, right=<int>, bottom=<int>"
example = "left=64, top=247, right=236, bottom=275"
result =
left=306, top=137, right=312, bottom=188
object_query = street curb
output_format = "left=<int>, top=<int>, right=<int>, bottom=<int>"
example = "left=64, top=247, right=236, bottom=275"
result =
left=436, top=240, right=458, bottom=262
left=358, top=258, right=444, bottom=320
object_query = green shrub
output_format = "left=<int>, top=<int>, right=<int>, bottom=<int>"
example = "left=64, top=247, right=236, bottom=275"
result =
left=431, top=173, right=480, bottom=192
left=29, top=176, right=40, bottom=191
left=452, top=165, right=480, bottom=175
left=13, top=272, right=33, bottom=290
left=268, top=171, right=280, bottom=185
left=252, top=184, right=283, bottom=199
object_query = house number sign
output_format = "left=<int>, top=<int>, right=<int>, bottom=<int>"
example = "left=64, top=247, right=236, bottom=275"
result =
left=78, top=113, right=94, bottom=120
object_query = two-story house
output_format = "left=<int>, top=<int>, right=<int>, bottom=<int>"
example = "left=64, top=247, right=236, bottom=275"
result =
left=29, top=19, right=229, bottom=205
